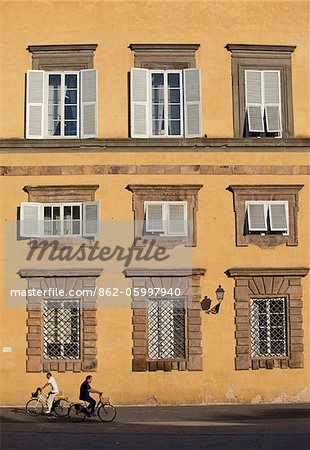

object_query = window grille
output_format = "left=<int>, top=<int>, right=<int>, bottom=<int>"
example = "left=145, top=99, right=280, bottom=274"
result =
left=43, top=299, right=80, bottom=359
left=148, top=298, right=185, bottom=359
left=250, top=297, right=287, bottom=357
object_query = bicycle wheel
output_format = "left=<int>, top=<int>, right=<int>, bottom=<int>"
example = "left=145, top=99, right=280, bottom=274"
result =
left=98, top=403, right=116, bottom=422
left=53, top=398, right=70, bottom=417
left=68, top=403, right=87, bottom=422
left=26, top=398, right=44, bottom=416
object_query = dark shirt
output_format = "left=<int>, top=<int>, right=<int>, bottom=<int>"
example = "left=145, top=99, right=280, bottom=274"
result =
left=79, top=381, right=91, bottom=400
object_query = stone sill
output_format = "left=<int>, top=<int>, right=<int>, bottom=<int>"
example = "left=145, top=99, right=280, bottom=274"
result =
left=0, top=137, right=309, bottom=152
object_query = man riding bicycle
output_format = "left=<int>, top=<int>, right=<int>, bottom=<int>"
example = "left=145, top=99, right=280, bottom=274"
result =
left=41, top=372, right=59, bottom=414
left=79, top=375, right=101, bottom=416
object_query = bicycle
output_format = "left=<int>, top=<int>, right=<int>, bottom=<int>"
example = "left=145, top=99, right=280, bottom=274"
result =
left=26, top=387, right=70, bottom=417
left=68, top=393, right=116, bottom=423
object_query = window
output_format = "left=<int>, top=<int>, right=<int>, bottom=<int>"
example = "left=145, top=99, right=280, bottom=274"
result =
left=228, top=185, right=303, bottom=248
left=225, top=44, right=295, bottom=138
left=245, top=201, right=289, bottom=235
left=226, top=267, right=308, bottom=370
left=250, top=297, right=287, bottom=357
left=43, top=299, right=80, bottom=360
left=26, top=69, right=97, bottom=139
left=130, top=68, right=201, bottom=138
left=148, top=298, right=186, bottom=360
left=20, top=201, right=99, bottom=238
left=145, top=201, right=187, bottom=236
left=245, top=70, right=282, bottom=137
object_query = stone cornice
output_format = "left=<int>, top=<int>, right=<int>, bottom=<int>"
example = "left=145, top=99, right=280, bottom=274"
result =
left=226, top=268, right=309, bottom=278
left=225, top=44, right=296, bottom=54
left=127, top=184, right=203, bottom=193
left=228, top=185, right=304, bottom=194
left=124, top=268, right=206, bottom=277
left=129, top=44, right=200, bottom=52
left=27, top=44, right=98, bottom=53
left=23, top=185, right=99, bottom=194
left=19, top=269, right=103, bottom=278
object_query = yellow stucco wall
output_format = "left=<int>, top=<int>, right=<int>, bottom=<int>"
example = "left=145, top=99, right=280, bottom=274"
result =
left=0, top=0, right=309, bottom=139
left=0, top=0, right=309, bottom=406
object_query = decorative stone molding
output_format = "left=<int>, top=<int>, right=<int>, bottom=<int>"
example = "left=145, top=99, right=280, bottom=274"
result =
left=226, top=267, right=309, bottom=371
left=19, top=268, right=102, bottom=373
left=27, top=44, right=98, bottom=70
left=124, top=268, right=206, bottom=372
left=126, top=184, right=202, bottom=247
left=228, top=185, right=303, bottom=248
left=23, top=185, right=99, bottom=202
left=129, top=43, right=200, bottom=69
left=225, top=43, right=295, bottom=138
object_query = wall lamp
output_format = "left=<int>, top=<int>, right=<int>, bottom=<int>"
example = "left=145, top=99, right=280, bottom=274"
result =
left=201, top=285, right=225, bottom=314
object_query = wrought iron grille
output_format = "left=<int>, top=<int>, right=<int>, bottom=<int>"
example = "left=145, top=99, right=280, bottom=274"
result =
left=43, top=299, right=80, bottom=359
left=250, top=297, right=287, bottom=357
left=148, top=298, right=185, bottom=359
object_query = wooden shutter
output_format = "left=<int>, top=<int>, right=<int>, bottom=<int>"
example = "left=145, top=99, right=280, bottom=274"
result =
left=183, top=68, right=202, bottom=137
left=246, top=202, right=268, bottom=231
left=81, top=69, right=98, bottom=138
left=130, top=68, right=149, bottom=138
left=145, top=203, right=164, bottom=232
left=83, top=201, right=100, bottom=236
left=245, top=70, right=264, bottom=132
left=20, top=202, right=41, bottom=237
left=26, top=70, right=45, bottom=139
left=167, top=202, right=187, bottom=235
left=269, top=202, right=288, bottom=232
left=264, top=71, right=282, bottom=133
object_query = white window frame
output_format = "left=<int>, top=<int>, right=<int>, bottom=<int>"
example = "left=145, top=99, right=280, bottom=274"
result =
left=42, top=202, right=82, bottom=237
left=245, top=70, right=282, bottom=138
left=45, top=71, right=80, bottom=139
left=144, top=201, right=188, bottom=236
left=245, top=200, right=289, bottom=235
left=149, top=70, right=183, bottom=138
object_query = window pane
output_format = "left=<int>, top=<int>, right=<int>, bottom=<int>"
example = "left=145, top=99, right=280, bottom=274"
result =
left=65, top=106, right=77, bottom=120
left=169, top=89, right=180, bottom=103
left=168, top=120, right=181, bottom=135
left=64, top=220, right=71, bottom=235
left=73, top=206, right=80, bottom=220
left=65, top=90, right=77, bottom=104
left=65, top=121, right=77, bottom=136
left=44, top=206, right=52, bottom=220
left=168, top=73, right=180, bottom=87
left=49, top=74, right=61, bottom=88
left=53, top=221, right=61, bottom=235
left=72, top=220, right=81, bottom=235
left=169, top=105, right=180, bottom=120
left=64, top=206, right=72, bottom=219
left=152, top=120, right=165, bottom=135
left=65, top=74, right=77, bottom=88
left=152, top=73, right=164, bottom=88
left=152, top=89, right=164, bottom=103
left=53, top=207, right=61, bottom=220
left=152, top=104, right=165, bottom=120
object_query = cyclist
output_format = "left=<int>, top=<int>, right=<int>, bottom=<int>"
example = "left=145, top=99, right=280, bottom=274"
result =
left=41, top=372, right=59, bottom=414
left=79, top=375, right=101, bottom=416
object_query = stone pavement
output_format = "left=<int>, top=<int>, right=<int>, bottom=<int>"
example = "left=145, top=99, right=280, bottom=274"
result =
left=1, top=403, right=309, bottom=450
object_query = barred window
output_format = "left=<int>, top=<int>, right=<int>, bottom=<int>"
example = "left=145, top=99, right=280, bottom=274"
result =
left=43, top=299, right=80, bottom=360
left=250, top=297, right=287, bottom=357
left=148, top=298, right=186, bottom=359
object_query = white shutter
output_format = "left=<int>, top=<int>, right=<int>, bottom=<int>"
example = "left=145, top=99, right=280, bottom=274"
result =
left=269, top=201, right=288, bottom=232
left=183, top=68, right=202, bottom=137
left=167, top=202, right=187, bottom=236
left=26, top=70, right=45, bottom=139
left=20, top=202, right=41, bottom=237
left=130, top=68, right=149, bottom=138
left=245, top=70, right=264, bottom=132
left=81, top=69, right=98, bottom=138
left=246, top=201, right=268, bottom=231
left=145, top=202, right=164, bottom=232
left=83, top=201, right=100, bottom=236
left=264, top=71, right=282, bottom=132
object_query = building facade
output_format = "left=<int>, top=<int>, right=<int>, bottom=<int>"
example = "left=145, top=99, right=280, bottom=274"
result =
left=0, top=0, right=309, bottom=406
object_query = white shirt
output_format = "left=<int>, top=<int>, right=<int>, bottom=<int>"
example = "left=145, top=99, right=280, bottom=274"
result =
left=48, top=376, right=59, bottom=394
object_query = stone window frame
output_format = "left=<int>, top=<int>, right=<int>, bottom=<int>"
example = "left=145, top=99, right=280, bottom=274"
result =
left=226, top=268, right=309, bottom=370
left=129, top=44, right=200, bottom=69
left=225, top=44, right=296, bottom=138
left=124, top=268, right=205, bottom=372
left=126, top=184, right=202, bottom=248
left=19, top=268, right=102, bottom=373
left=228, top=185, right=303, bottom=248
left=22, top=184, right=99, bottom=247
left=27, top=44, right=98, bottom=70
